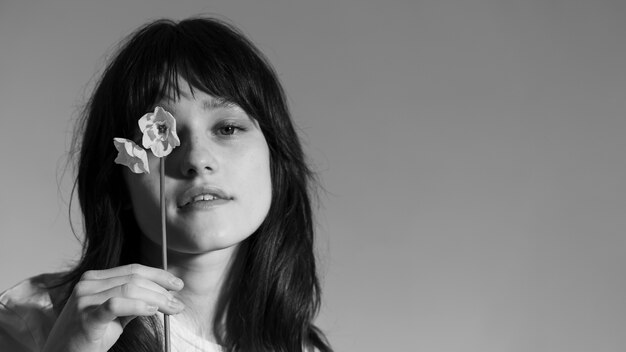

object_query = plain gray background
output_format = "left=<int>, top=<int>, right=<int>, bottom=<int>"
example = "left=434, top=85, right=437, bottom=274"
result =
left=1, top=0, right=625, bottom=351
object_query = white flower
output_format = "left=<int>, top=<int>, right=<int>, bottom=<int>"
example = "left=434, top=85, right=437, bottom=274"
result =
left=138, top=106, right=181, bottom=157
left=113, top=138, right=150, bottom=174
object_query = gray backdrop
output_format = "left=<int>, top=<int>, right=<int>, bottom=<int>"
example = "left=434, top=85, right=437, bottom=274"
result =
left=1, top=0, right=625, bottom=351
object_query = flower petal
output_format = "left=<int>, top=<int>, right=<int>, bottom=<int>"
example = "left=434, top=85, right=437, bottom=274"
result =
left=150, top=140, right=168, bottom=158
left=154, top=106, right=171, bottom=124
left=159, top=106, right=181, bottom=151
left=113, top=138, right=150, bottom=174
left=138, top=111, right=153, bottom=133
left=138, top=106, right=180, bottom=157
left=142, top=128, right=155, bottom=149
left=168, top=117, right=181, bottom=148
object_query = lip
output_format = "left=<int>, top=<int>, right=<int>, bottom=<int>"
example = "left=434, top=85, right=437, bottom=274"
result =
left=177, top=185, right=233, bottom=209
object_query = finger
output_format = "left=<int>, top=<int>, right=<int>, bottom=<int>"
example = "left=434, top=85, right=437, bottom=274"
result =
left=91, top=297, right=158, bottom=324
left=78, top=274, right=175, bottom=297
left=81, top=264, right=184, bottom=291
left=91, top=282, right=185, bottom=315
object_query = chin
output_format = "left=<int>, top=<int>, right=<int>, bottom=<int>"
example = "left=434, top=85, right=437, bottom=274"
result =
left=167, top=229, right=250, bottom=254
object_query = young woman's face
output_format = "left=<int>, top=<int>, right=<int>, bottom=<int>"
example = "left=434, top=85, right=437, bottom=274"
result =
left=123, top=83, right=272, bottom=255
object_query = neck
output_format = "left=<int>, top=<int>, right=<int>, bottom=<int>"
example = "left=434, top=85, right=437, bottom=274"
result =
left=140, top=239, right=239, bottom=341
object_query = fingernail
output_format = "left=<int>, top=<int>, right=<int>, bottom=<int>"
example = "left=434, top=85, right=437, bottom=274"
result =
left=168, top=297, right=185, bottom=310
left=170, top=277, right=184, bottom=288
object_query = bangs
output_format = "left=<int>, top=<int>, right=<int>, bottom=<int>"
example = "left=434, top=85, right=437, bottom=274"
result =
left=118, top=19, right=269, bottom=132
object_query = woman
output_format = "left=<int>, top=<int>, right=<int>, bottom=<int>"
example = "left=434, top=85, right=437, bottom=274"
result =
left=0, top=17, right=332, bottom=352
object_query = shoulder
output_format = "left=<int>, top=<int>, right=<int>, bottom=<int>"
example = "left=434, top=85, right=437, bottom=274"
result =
left=0, top=273, right=65, bottom=352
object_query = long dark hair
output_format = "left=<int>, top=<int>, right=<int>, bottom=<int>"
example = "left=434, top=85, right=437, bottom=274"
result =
left=58, top=17, right=331, bottom=352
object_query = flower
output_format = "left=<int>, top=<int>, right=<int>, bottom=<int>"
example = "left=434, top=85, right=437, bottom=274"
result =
left=113, top=138, right=150, bottom=174
left=138, top=106, right=181, bottom=158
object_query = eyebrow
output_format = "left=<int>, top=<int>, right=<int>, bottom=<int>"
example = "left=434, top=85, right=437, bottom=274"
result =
left=162, top=91, right=238, bottom=111
left=202, top=97, right=237, bottom=110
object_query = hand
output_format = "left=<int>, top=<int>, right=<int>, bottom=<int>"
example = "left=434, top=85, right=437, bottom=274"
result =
left=42, top=264, right=185, bottom=352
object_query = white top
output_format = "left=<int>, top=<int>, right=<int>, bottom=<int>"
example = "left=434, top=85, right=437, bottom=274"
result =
left=0, top=273, right=222, bottom=352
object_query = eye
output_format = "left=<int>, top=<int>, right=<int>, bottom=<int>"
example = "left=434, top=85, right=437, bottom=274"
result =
left=216, top=122, right=246, bottom=136
left=219, top=125, right=237, bottom=135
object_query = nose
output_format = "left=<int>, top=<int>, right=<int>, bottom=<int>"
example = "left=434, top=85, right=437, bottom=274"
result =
left=177, top=134, right=217, bottom=177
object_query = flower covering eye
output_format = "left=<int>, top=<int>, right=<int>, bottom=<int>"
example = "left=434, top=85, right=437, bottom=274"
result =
left=138, top=106, right=181, bottom=158
left=113, top=106, right=180, bottom=174
left=113, top=138, right=150, bottom=174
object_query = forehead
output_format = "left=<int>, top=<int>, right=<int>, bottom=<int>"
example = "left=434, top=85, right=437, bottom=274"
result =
left=158, top=85, right=241, bottom=113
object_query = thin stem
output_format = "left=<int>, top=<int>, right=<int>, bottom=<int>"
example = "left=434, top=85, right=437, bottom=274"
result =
left=160, top=158, right=170, bottom=352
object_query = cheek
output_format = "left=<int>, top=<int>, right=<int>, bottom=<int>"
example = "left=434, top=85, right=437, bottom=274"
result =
left=126, top=173, right=159, bottom=204
left=240, top=146, right=272, bottom=217
left=252, top=163, right=273, bottom=215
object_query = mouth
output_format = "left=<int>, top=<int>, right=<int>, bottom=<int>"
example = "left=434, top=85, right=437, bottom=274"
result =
left=177, top=186, right=233, bottom=209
